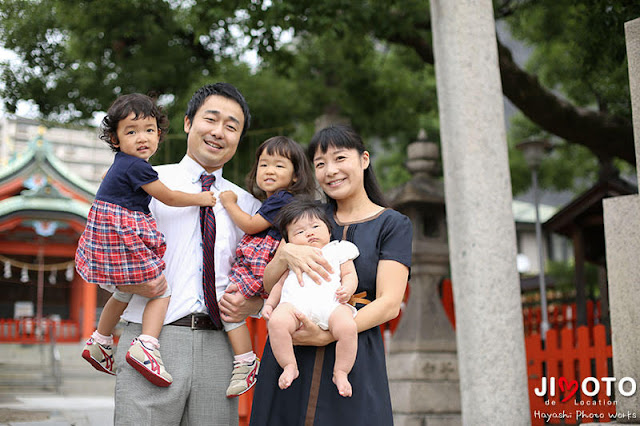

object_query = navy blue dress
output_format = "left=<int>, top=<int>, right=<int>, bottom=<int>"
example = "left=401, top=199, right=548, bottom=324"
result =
left=250, top=206, right=413, bottom=426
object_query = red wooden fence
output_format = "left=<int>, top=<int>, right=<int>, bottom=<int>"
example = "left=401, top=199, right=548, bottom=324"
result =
left=0, top=318, right=80, bottom=343
left=523, top=300, right=602, bottom=336
left=1, top=286, right=616, bottom=425
left=238, top=317, right=269, bottom=426
left=525, top=325, right=615, bottom=425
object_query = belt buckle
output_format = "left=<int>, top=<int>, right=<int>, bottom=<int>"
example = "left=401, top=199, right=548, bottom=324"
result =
left=191, top=315, right=197, bottom=330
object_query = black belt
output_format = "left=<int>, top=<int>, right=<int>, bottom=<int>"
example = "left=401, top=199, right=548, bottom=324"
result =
left=168, top=314, right=222, bottom=330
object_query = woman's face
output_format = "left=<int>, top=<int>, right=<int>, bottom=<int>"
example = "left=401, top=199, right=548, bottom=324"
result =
left=312, top=145, right=369, bottom=201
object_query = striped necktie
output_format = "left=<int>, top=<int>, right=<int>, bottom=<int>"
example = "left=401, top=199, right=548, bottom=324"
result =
left=200, top=173, right=222, bottom=329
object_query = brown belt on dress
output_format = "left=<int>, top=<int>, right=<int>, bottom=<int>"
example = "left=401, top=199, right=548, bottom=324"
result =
left=348, top=291, right=371, bottom=306
left=167, top=313, right=222, bottom=330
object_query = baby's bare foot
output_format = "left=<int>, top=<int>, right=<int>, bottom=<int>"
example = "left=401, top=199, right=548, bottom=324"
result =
left=333, top=371, right=352, bottom=397
left=278, top=364, right=299, bottom=389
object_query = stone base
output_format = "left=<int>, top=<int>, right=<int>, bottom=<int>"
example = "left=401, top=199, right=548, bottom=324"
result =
left=603, top=195, right=640, bottom=417
left=390, top=380, right=461, bottom=414
left=394, top=413, right=462, bottom=426
left=388, top=352, right=461, bottom=418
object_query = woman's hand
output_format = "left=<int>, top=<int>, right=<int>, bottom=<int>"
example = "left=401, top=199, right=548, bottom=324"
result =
left=279, top=242, right=333, bottom=285
left=291, top=311, right=334, bottom=346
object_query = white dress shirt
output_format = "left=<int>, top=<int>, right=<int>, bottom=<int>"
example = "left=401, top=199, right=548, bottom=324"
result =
left=121, top=155, right=262, bottom=324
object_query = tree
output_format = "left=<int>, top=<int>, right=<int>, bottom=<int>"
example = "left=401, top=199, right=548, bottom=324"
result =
left=0, top=0, right=439, bottom=189
left=2, top=0, right=639, bottom=191
left=235, top=0, right=639, bottom=165
left=0, top=0, right=320, bottom=184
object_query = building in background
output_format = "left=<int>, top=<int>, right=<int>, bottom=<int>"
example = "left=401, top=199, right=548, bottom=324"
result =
left=0, top=126, right=101, bottom=342
left=0, top=115, right=112, bottom=186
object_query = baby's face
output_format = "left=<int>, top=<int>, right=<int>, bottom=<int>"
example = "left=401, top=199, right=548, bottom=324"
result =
left=286, top=215, right=331, bottom=248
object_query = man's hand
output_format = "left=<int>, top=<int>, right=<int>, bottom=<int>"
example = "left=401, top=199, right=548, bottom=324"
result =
left=115, top=274, right=167, bottom=298
left=219, top=283, right=264, bottom=323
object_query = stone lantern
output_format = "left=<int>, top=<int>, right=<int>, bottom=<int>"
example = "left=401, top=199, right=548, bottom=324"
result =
left=387, top=130, right=461, bottom=426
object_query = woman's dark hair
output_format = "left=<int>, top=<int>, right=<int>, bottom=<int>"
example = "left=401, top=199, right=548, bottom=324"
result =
left=307, top=124, right=388, bottom=207
left=276, top=197, right=333, bottom=243
left=185, top=82, right=251, bottom=140
left=100, top=93, right=169, bottom=152
left=246, top=136, right=316, bottom=200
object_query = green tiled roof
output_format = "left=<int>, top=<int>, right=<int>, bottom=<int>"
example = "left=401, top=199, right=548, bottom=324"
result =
left=0, top=195, right=91, bottom=219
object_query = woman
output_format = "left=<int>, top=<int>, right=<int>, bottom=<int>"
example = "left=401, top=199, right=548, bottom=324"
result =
left=249, top=125, right=412, bottom=425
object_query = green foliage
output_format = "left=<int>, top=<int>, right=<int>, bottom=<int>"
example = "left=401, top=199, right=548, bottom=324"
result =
left=508, top=113, right=600, bottom=195
left=546, top=260, right=600, bottom=300
left=0, top=0, right=219, bottom=119
left=0, top=0, right=437, bottom=191
left=1, top=0, right=638, bottom=194
left=503, top=0, right=640, bottom=195
left=504, top=0, right=640, bottom=117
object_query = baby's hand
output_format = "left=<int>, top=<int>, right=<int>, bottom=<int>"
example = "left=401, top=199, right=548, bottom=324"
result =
left=262, top=304, right=274, bottom=320
left=219, top=190, right=237, bottom=207
left=335, top=286, right=352, bottom=304
left=197, top=191, right=217, bottom=207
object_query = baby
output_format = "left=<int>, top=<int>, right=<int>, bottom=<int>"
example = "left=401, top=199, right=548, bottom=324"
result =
left=263, top=198, right=359, bottom=397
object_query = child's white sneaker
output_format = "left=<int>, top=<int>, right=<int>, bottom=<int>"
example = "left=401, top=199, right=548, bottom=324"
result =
left=226, top=358, right=260, bottom=397
left=125, top=338, right=173, bottom=387
left=81, top=337, right=116, bottom=375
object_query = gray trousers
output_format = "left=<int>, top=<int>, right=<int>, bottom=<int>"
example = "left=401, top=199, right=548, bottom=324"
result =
left=114, top=321, right=238, bottom=426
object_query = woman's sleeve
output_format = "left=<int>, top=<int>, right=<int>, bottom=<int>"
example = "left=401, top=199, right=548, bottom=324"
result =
left=379, top=212, right=413, bottom=271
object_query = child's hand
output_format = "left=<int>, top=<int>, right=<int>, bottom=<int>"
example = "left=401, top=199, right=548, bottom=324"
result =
left=219, top=190, right=238, bottom=207
left=197, top=191, right=217, bottom=207
left=262, top=304, right=274, bottom=320
left=335, top=286, right=353, bottom=304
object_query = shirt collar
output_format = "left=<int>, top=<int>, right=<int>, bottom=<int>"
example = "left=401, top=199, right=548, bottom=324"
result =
left=180, top=155, right=224, bottom=190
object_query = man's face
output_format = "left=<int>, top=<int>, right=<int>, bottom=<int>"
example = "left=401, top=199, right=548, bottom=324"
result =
left=184, top=94, right=245, bottom=172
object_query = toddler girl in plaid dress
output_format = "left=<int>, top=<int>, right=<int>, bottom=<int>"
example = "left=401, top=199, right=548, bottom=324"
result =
left=76, top=93, right=216, bottom=387
left=218, top=136, right=315, bottom=397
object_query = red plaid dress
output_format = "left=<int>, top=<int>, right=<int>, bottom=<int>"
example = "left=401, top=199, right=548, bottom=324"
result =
left=228, top=190, right=293, bottom=298
left=229, top=233, right=280, bottom=298
left=75, top=200, right=166, bottom=286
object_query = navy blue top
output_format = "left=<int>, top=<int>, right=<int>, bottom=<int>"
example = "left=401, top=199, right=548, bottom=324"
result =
left=95, top=152, right=159, bottom=214
left=255, top=190, right=294, bottom=240
left=250, top=206, right=413, bottom=426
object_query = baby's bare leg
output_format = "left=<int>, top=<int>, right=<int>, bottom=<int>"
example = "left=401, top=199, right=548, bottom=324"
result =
left=267, top=303, right=300, bottom=389
left=328, top=305, right=358, bottom=397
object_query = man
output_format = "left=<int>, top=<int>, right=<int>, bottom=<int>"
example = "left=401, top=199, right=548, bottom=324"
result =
left=114, top=83, right=264, bottom=425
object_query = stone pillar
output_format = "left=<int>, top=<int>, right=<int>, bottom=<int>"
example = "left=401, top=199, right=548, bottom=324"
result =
left=602, top=17, right=640, bottom=421
left=388, top=131, right=461, bottom=426
left=429, top=1, right=530, bottom=424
